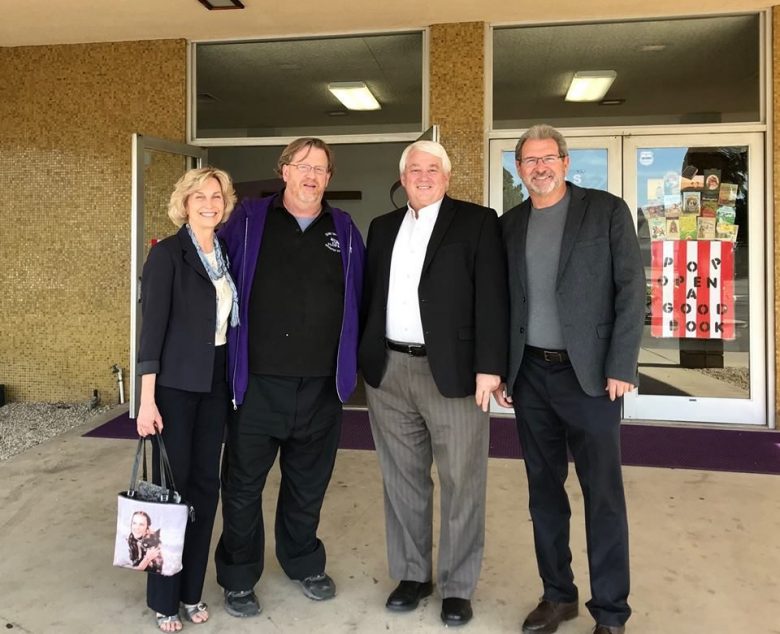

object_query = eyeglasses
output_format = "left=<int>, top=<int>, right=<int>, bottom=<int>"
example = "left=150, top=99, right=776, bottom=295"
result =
left=289, top=163, right=329, bottom=176
left=517, top=154, right=565, bottom=167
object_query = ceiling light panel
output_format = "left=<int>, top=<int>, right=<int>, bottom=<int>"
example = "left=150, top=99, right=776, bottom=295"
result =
left=327, top=82, right=381, bottom=111
left=565, top=71, right=617, bottom=102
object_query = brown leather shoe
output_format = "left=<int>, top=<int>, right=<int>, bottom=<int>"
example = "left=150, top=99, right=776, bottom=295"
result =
left=594, top=626, right=625, bottom=634
left=521, top=599, right=578, bottom=633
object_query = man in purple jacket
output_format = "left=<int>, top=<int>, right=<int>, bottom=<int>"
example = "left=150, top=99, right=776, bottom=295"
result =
left=214, top=138, right=365, bottom=618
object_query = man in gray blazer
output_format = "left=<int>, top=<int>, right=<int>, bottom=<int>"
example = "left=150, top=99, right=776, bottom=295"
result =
left=494, top=124, right=645, bottom=634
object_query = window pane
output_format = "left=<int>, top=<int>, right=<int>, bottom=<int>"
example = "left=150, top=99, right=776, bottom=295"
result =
left=195, top=33, right=423, bottom=138
left=493, top=15, right=760, bottom=129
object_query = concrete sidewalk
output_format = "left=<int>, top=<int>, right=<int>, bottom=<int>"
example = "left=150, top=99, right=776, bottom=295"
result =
left=0, top=411, right=777, bottom=633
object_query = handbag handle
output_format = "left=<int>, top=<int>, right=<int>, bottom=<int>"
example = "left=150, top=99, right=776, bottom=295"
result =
left=127, top=436, right=178, bottom=500
left=128, top=437, right=166, bottom=494
left=156, top=435, right=179, bottom=493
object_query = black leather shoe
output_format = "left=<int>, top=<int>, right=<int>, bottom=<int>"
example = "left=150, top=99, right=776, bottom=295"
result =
left=594, top=625, right=625, bottom=634
left=522, top=599, right=578, bottom=633
left=441, top=597, right=472, bottom=626
left=385, top=580, right=433, bottom=611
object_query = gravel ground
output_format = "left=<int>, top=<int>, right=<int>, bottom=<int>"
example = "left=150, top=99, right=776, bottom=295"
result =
left=0, top=401, right=117, bottom=462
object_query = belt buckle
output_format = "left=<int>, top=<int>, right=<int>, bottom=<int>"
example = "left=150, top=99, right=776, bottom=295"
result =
left=543, top=350, right=560, bottom=363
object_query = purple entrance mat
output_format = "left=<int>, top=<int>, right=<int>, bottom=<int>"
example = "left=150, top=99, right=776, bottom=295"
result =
left=85, top=409, right=780, bottom=475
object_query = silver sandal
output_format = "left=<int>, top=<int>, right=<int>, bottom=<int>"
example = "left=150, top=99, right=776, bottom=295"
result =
left=183, top=601, right=209, bottom=623
left=155, top=613, right=182, bottom=631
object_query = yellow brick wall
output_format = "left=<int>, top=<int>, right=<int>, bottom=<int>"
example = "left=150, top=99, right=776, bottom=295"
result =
left=0, top=40, right=186, bottom=403
left=430, top=22, right=485, bottom=204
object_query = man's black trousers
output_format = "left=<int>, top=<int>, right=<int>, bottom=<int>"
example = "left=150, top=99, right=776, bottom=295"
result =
left=512, top=354, right=631, bottom=628
left=215, top=374, right=342, bottom=590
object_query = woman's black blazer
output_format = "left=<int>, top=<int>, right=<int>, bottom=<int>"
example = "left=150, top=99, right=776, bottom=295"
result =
left=137, top=226, right=224, bottom=393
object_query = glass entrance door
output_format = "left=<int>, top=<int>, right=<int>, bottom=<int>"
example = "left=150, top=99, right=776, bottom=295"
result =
left=129, top=134, right=207, bottom=418
left=622, top=133, right=766, bottom=425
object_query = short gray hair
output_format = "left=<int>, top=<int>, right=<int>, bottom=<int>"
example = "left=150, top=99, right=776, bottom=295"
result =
left=399, top=140, right=452, bottom=175
left=515, top=124, right=569, bottom=159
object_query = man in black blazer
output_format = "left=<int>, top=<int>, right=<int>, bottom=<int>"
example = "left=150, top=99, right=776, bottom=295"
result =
left=495, top=124, right=645, bottom=634
left=359, top=140, right=508, bottom=627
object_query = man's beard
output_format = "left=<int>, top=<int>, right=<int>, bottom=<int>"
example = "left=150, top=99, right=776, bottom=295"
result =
left=524, top=171, right=561, bottom=196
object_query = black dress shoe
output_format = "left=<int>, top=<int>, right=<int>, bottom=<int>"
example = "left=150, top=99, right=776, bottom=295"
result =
left=593, top=625, right=625, bottom=634
left=441, top=597, right=472, bottom=626
left=522, top=599, right=578, bottom=633
left=385, top=580, right=433, bottom=611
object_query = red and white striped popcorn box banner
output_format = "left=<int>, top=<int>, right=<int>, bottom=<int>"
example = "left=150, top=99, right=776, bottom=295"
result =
left=650, top=240, right=735, bottom=340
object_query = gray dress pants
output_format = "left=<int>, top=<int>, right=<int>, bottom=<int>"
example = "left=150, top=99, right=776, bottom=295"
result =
left=366, top=350, right=489, bottom=599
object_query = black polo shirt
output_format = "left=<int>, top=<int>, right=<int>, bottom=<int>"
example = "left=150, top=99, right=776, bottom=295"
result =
left=248, top=194, right=345, bottom=377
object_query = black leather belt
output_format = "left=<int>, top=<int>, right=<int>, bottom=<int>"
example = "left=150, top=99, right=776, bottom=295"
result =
left=386, top=339, right=427, bottom=357
left=525, top=345, right=569, bottom=363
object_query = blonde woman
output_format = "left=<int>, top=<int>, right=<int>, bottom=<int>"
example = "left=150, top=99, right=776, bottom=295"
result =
left=136, top=167, right=238, bottom=632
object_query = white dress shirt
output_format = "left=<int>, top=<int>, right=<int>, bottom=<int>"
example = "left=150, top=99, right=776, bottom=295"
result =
left=385, top=199, right=442, bottom=344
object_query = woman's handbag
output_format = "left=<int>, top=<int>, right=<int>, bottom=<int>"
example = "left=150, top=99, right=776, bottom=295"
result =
left=112, top=436, right=193, bottom=576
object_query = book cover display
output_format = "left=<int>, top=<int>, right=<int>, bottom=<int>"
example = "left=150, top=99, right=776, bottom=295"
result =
left=682, top=191, right=701, bottom=215
left=645, top=165, right=739, bottom=243
left=679, top=215, right=698, bottom=240
left=697, top=216, right=716, bottom=240
left=649, top=217, right=666, bottom=240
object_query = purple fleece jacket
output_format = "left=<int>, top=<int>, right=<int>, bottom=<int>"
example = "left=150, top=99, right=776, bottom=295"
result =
left=218, top=194, right=365, bottom=406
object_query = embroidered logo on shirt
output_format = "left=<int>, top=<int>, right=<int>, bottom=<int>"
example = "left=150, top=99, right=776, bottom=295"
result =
left=324, top=232, right=341, bottom=253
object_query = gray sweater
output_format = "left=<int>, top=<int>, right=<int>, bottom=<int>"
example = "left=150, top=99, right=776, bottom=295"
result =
left=525, top=190, right=570, bottom=349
